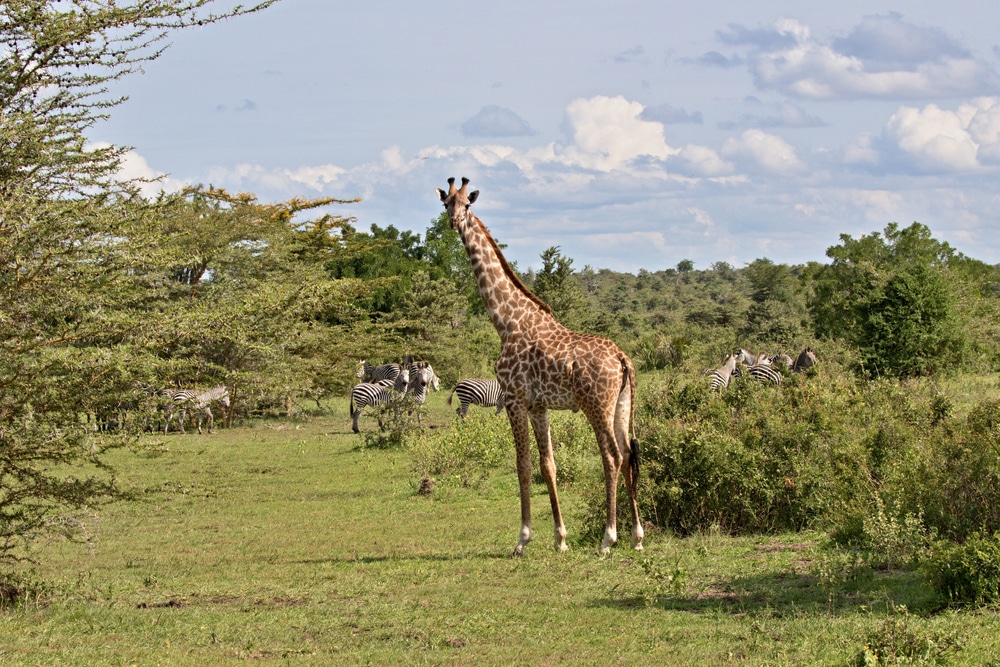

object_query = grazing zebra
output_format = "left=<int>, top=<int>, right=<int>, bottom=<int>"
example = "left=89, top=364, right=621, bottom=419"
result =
left=793, top=347, right=817, bottom=373
left=735, top=348, right=757, bottom=366
left=746, top=353, right=783, bottom=386
left=707, top=354, right=738, bottom=391
left=448, top=378, right=506, bottom=417
left=163, top=385, right=230, bottom=435
left=350, top=369, right=409, bottom=433
left=357, top=359, right=402, bottom=383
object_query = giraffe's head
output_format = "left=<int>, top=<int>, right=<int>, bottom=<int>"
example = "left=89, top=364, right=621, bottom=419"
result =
left=436, top=177, right=479, bottom=231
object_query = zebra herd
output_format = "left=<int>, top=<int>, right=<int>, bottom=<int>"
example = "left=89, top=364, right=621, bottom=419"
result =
left=350, top=359, right=442, bottom=433
left=706, top=347, right=817, bottom=390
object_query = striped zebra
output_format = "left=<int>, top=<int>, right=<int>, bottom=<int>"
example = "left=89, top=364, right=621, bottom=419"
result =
left=448, top=378, right=505, bottom=417
left=357, top=359, right=402, bottom=383
left=793, top=347, right=817, bottom=373
left=404, top=361, right=439, bottom=424
left=707, top=354, right=738, bottom=391
left=746, top=352, right=783, bottom=386
left=163, top=385, right=230, bottom=435
left=350, top=369, right=409, bottom=433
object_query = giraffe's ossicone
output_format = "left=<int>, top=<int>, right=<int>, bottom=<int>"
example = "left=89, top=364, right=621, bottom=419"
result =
left=437, top=177, right=643, bottom=556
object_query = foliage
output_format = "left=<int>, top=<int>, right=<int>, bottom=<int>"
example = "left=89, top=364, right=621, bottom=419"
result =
left=407, top=411, right=513, bottom=483
left=0, top=0, right=276, bottom=567
left=532, top=246, right=590, bottom=328
left=809, top=223, right=965, bottom=378
left=924, top=533, right=1000, bottom=607
left=853, top=604, right=962, bottom=666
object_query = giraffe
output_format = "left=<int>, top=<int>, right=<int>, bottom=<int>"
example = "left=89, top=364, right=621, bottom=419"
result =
left=437, top=177, right=643, bottom=556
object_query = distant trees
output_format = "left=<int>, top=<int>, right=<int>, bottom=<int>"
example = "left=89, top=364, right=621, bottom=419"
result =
left=808, top=223, right=964, bottom=378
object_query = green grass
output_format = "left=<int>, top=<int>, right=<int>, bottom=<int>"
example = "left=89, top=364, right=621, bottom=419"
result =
left=3, top=391, right=1000, bottom=666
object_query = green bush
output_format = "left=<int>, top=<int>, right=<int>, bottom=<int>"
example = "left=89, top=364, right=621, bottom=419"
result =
left=852, top=604, right=961, bottom=665
left=407, top=412, right=512, bottom=483
left=924, top=533, right=1000, bottom=606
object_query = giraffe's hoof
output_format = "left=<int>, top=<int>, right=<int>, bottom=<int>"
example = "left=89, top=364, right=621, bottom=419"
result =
left=512, top=546, right=525, bottom=557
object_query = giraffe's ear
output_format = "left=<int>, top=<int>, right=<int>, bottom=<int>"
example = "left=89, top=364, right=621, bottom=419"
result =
left=436, top=188, right=448, bottom=202
left=468, top=190, right=479, bottom=204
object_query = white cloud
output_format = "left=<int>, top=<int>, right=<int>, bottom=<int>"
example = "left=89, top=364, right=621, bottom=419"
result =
left=882, top=98, right=1000, bottom=171
left=721, top=129, right=802, bottom=174
left=720, top=15, right=1000, bottom=100
left=676, top=144, right=735, bottom=177
left=552, top=96, right=679, bottom=172
left=109, top=148, right=187, bottom=197
left=282, top=164, right=345, bottom=191
left=843, top=133, right=879, bottom=165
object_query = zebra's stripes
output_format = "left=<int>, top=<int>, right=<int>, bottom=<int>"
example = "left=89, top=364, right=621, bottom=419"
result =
left=163, top=385, right=230, bottom=435
left=350, top=370, right=409, bottom=433
left=448, top=379, right=505, bottom=417
left=357, top=360, right=402, bottom=383
left=403, top=361, right=439, bottom=424
left=707, top=354, right=738, bottom=391
left=746, top=353, right=783, bottom=386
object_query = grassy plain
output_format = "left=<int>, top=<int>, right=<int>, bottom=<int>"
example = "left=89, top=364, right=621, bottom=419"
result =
left=3, top=390, right=1000, bottom=666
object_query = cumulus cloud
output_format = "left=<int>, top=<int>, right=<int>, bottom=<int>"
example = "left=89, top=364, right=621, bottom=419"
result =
left=553, top=96, right=679, bottom=172
left=461, top=105, right=535, bottom=138
left=721, top=129, right=803, bottom=174
left=718, top=14, right=1000, bottom=100
left=880, top=97, right=1000, bottom=171
left=673, top=144, right=735, bottom=177
left=104, top=147, right=187, bottom=197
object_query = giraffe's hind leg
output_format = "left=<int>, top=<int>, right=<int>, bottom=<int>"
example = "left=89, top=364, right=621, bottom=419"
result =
left=585, top=409, right=623, bottom=556
left=616, top=379, right=644, bottom=551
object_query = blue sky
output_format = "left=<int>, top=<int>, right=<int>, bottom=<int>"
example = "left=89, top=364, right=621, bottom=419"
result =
left=96, top=0, right=1000, bottom=272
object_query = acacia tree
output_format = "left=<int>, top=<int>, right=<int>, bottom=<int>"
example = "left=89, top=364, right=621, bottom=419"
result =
left=0, top=1, right=276, bottom=572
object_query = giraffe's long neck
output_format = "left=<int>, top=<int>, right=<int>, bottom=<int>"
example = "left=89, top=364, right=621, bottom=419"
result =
left=459, top=214, right=554, bottom=341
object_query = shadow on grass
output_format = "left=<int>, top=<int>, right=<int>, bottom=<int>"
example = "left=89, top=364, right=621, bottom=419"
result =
left=286, top=550, right=517, bottom=566
left=597, top=568, right=939, bottom=617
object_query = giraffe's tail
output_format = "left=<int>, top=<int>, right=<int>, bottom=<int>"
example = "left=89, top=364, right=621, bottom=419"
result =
left=620, top=355, right=640, bottom=483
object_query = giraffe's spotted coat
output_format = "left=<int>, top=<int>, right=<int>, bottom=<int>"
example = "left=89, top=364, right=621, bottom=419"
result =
left=437, top=177, right=643, bottom=556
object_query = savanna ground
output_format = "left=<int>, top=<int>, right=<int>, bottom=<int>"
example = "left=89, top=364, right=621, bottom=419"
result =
left=3, top=389, right=1000, bottom=666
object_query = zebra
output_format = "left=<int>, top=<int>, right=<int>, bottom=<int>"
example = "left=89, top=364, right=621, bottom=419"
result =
left=707, top=354, right=738, bottom=391
left=793, top=347, right=817, bottom=373
left=163, top=385, right=230, bottom=435
left=769, top=353, right=794, bottom=371
left=404, top=361, right=438, bottom=424
left=746, top=352, right=783, bottom=386
left=357, top=359, right=402, bottom=383
left=447, top=378, right=505, bottom=417
left=350, top=368, right=409, bottom=433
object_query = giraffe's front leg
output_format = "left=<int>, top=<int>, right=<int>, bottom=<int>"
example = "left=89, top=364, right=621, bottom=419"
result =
left=530, top=408, right=568, bottom=552
left=507, top=406, right=534, bottom=556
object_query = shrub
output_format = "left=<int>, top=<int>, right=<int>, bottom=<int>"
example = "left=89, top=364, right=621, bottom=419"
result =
left=852, top=604, right=961, bottom=666
left=924, top=533, right=1000, bottom=607
left=407, top=412, right=512, bottom=484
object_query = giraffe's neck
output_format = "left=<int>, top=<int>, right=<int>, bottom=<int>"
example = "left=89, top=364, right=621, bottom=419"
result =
left=459, top=214, right=555, bottom=341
